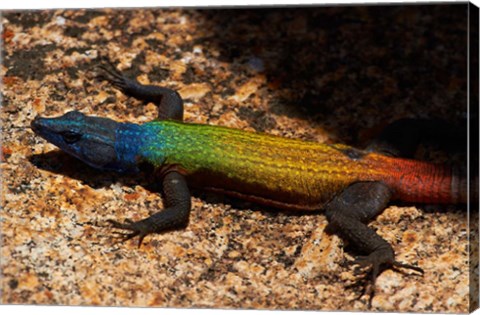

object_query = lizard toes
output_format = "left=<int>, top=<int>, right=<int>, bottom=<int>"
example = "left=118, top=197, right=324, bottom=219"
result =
left=107, top=219, right=152, bottom=247
left=393, top=261, right=424, bottom=274
left=107, top=219, right=135, bottom=230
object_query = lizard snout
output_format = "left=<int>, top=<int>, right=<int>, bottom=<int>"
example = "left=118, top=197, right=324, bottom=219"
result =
left=30, top=116, right=46, bottom=134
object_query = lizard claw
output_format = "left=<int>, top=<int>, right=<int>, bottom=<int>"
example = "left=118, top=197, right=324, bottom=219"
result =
left=94, top=59, right=132, bottom=92
left=107, top=219, right=149, bottom=247
left=392, top=261, right=424, bottom=274
left=349, top=248, right=423, bottom=308
left=96, top=64, right=129, bottom=90
left=96, top=64, right=143, bottom=98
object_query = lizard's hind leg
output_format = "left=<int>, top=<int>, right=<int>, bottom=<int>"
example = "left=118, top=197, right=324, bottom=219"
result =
left=96, top=60, right=184, bottom=121
left=324, top=181, right=424, bottom=307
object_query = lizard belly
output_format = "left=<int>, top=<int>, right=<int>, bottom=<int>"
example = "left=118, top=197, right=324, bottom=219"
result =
left=186, top=169, right=342, bottom=210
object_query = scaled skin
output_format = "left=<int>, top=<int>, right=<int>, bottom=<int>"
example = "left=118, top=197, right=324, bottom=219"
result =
left=114, top=119, right=459, bottom=210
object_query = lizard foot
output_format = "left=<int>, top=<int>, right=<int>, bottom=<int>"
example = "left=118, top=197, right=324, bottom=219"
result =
left=107, top=218, right=152, bottom=247
left=349, top=248, right=424, bottom=307
left=95, top=61, right=133, bottom=93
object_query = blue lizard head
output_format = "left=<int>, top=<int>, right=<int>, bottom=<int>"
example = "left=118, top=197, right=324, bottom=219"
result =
left=31, top=110, right=141, bottom=173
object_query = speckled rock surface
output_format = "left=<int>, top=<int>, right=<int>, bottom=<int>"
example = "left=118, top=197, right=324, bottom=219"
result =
left=1, top=5, right=471, bottom=312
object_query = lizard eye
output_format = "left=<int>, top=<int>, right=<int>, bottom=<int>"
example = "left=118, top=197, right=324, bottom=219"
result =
left=61, top=131, right=82, bottom=144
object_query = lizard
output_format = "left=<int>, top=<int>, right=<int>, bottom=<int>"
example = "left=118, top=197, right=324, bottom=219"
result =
left=30, top=61, right=469, bottom=305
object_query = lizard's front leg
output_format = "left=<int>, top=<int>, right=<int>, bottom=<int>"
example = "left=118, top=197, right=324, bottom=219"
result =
left=97, top=61, right=184, bottom=121
left=324, top=181, right=423, bottom=306
left=108, top=171, right=191, bottom=247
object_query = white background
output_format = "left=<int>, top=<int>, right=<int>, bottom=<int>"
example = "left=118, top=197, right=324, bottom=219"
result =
left=1, top=0, right=479, bottom=315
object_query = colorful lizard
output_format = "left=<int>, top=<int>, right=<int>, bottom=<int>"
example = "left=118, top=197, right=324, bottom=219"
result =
left=30, top=61, right=468, bottom=305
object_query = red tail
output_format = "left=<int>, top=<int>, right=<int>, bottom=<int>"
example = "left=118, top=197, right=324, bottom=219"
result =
left=381, top=159, right=465, bottom=204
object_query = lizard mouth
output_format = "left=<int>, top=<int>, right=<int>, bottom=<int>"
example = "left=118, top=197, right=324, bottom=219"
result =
left=30, top=115, right=66, bottom=146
